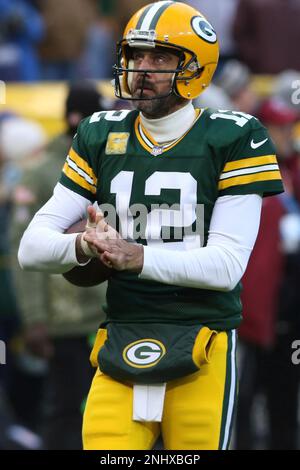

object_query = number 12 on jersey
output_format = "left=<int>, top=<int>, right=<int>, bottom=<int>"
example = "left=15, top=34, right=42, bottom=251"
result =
left=104, top=170, right=204, bottom=250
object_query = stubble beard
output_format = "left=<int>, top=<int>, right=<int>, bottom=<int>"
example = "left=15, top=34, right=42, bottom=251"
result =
left=133, top=92, right=187, bottom=119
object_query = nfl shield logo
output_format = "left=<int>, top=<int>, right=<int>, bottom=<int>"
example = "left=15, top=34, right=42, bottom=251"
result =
left=151, top=146, right=163, bottom=156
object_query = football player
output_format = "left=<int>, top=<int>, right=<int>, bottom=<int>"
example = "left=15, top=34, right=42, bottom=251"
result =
left=18, top=1, right=284, bottom=450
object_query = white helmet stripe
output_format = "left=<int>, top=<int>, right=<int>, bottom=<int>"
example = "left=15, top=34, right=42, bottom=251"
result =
left=140, top=1, right=173, bottom=31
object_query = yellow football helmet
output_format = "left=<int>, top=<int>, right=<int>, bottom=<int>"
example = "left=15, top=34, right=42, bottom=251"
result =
left=113, top=1, right=219, bottom=101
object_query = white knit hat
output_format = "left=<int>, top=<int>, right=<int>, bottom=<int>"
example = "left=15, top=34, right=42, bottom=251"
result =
left=0, top=117, right=46, bottom=162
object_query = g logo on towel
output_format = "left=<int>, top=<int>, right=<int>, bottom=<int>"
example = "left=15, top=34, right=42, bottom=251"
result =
left=123, top=339, right=166, bottom=368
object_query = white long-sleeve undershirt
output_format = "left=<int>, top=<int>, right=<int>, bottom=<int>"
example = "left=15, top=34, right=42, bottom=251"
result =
left=18, top=183, right=91, bottom=273
left=140, top=193, right=262, bottom=291
left=18, top=183, right=262, bottom=290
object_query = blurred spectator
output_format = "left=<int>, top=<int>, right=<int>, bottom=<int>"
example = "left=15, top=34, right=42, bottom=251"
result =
left=12, top=81, right=110, bottom=449
left=38, top=0, right=96, bottom=81
left=80, top=0, right=117, bottom=79
left=80, top=1, right=153, bottom=80
left=0, top=0, right=44, bottom=81
left=273, top=70, right=300, bottom=114
left=274, top=71, right=300, bottom=153
left=0, top=113, right=45, bottom=448
left=0, top=116, right=46, bottom=168
left=194, top=82, right=233, bottom=110
left=183, top=0, right=238, bottom=64
left=0, top=115, right=22, bottom=377
left=236, top=98, right=300, bottom=449
left=214, top=60, right=260, bottom=115
left=259, top=99, right=299, bottom=162
left=233, top=0, right=300, bottom=74
left=117, top=0, right=153, bottom=43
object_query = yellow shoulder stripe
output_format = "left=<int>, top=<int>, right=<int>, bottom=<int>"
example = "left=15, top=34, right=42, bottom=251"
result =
left=223, top=155, right=277, bottom=173
left=218, top=170, right=282, bottom=190
left=69, top=148, right=97, bottom=184
left=63, top=163, right=97, bottom=194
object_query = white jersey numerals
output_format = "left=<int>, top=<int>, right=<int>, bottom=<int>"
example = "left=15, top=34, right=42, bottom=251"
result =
left=110, top=171, right=202, bottom=250
left=144, top=172, right=198, bottom=247
left=210, top=110, right=255, bottom=128
left=89, top=110, right=131, bottom=123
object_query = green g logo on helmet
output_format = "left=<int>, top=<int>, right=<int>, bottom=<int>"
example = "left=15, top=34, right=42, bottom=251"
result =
left=123, top=339, right=166, bottom=368
left=191, top=16, right=217, bottom=44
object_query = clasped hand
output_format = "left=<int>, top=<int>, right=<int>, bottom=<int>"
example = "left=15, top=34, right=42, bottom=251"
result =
left=82, top=206, right=144, bottom=273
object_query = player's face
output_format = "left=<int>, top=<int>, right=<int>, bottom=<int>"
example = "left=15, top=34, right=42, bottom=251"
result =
left=130, top=48, right=185, bottom=118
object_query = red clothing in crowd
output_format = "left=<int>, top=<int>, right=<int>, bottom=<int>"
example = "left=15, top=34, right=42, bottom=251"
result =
left=240, top=195, right=285, bottom=347
left=233, top=0, right=300, bottom=73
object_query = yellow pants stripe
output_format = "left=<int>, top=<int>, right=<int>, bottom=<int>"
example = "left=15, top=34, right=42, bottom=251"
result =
left=219, top=330, right=237, bottom=449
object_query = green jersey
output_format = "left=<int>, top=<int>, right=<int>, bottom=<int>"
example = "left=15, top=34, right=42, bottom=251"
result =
left=60, top=108, right=283, bottom=330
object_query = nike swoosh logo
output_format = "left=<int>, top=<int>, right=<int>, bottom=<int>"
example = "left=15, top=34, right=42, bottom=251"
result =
left=251, top=138, right=268, bottom=149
